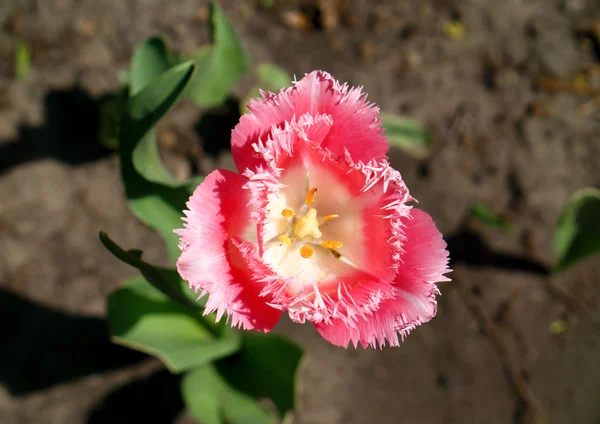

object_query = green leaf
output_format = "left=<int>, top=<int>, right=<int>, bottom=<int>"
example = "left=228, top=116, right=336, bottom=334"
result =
left=130, top=36, right=175, bottom=97
left=216, top=333, right=304, bottom=419
left=14, top=40, right=32, bottom=81
left=99, top=90, right=127, bottom=149
left=108, top=276, right=241, bottom=373
left=128, top=37, right=184, bottom=187
left=471, top=202, right=513, bottom=232
left=132, top=131, right=183, bottom=187
left=182, top=364, right=275, bottom=424
left=99, top=231, right=202, bottom=309
left=256, top=63, right=291, bottom=91
left=119, top=61, right=196, bottom=262
left=125, top=60, right=195, bottom=144
left=381, top=113, right=433, bottom=159
left=553, top=187, right=600, bottom=273
left=186, top=1, right=251, bottom=107
left=241, top=63, right=291, bottom=114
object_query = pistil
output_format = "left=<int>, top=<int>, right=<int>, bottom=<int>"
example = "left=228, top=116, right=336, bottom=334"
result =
left=276, top=186, right=344, bottom=260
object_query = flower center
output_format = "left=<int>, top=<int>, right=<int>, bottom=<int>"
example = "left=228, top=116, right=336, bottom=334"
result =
left=276, top=187, right=343, bottom=260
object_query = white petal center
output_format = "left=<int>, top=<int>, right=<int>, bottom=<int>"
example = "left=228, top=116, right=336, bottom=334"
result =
left=261, top=162, right=364, bottom=292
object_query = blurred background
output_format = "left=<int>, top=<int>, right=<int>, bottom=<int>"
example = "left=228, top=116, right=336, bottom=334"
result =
left=1, top=0, right=599, bottom=423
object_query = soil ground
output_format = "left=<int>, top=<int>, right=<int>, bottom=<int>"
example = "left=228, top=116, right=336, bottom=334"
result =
left=1, top=0, right=600, bottom=423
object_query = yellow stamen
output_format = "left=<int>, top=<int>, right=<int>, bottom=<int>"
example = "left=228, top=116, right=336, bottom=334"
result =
left=278, top=234, right=291, bottom=245
left=281, top=208, right=294, bottom=218
left=293, top=208, right=322, bottom=239
left=305, top=187, right=317, bottom=205
left=321, top=214, right=339, bottom=223
left=321, top=240, right=343, bottom=250
left=300, top=245, right=315, bottom=258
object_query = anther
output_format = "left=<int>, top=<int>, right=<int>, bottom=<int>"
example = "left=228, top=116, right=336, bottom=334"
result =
left=305, top=188, right=317, bottom=205
left=321, top=240, right=343, bottom=250
left=281, top=208, right=294, bottom=218
left=320, top=214, right=339, bottom=223
left=300, top=245, right=315, bottom=258
left=278, top=234, right=291, bottom=245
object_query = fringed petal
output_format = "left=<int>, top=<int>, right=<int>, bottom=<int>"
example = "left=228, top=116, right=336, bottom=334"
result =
left=175, top=170, right=281, bottom=331
left=232, top=71, right=388, bottom=172
left=294, top=71, right=388, bottom=164
left=314, top=208, right=450, bottom=348
left=260, top=263, right=396, bottom=327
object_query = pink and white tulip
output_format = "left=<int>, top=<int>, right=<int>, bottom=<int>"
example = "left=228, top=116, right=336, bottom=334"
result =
left=176, top=71, right=450, bottom=348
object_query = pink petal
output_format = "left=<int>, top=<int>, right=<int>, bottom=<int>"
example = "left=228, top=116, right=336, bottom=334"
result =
left=394, top=208, right=451, bottom=287
left=260, top=263, right=397, bottom=327
left=314, top=209, right=450, bottom=348
left=232, top=71, right=388, bottom=172
left=294, top=71, right=388, bottom=163
left=175, top=170, right=281, bottom=331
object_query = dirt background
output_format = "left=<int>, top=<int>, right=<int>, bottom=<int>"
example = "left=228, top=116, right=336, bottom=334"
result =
left=1, top=0, right=600, bottom=423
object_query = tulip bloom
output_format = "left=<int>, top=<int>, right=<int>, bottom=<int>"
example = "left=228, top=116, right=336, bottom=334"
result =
left=176, top=71, right=450, bottom=348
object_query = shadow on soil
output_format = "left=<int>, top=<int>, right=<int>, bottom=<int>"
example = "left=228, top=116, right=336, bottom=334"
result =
left=87, top=369, right=184, bottom=424
left=0, top=289, right=146, bottom=396
left=194, top=97, right=240, bottom=157
left=0, top=220, right=551, bottom=420
left=0, top=86, right=112, bottom=174
left=446, top=226, right=549, bottom=276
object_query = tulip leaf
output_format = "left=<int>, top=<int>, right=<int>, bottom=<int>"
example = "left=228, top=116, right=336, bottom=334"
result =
left=125, top=60, right=194, bottom=150
left=99, top=231, right=202, bottom=309
left=216, top=333, right=304, bottom=419
left=99, top=90, right=127, bottom=149
left=241, top=63, right=291, bottom=114
left=182, top=364, right=275, bottom=424
left=553, top=187, right=600, bottom=273
left=256, top=63, right=291, bottom=92
left=185, top=1, right=251, bottom=107
left=130, top=36, right=175, bottom=97
left=132, top=131, right=183, bottom=187
left=128, top=38, right=188, bottom=187
left=107, top=276, right=241, bottom=373
left=14, top=40, right=32, bottom=81
left=119, top=60, right=196, bottom=262
left=381, top=113, right=433, bottom=159
left=471, top=202, right=513, bottom=232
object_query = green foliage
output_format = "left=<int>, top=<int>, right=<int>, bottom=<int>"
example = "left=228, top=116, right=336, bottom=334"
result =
left=216, top=333, right=304, bottom=418
left=128, top=37, right=185, bottom=188
left=99, top=232, right=202, bottom=308
left=184, top=2, right=251, bottom=107
left=14, top=40, right=31, bottom=81
left=182, top=364, right=275, bottom=424
left=553, top=187, right=600, bottom=273
left=381, top=113, right=432, bottom=159
left=255, top=64, right=291, bottom=92
left=119, top=60, right=197, bottom=262
left=471, top=202, right=513, bottom=233
left=115, top=1, right=253, bottom=261
left=130, top=37, right=176, bottom=97
left=99, top=89, right=127, bottom=149
left=101, top=3, right=304, bottom=421
left=108, top=276, right=240, bottom=373
left=241, top=63, right=291, bottom=114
